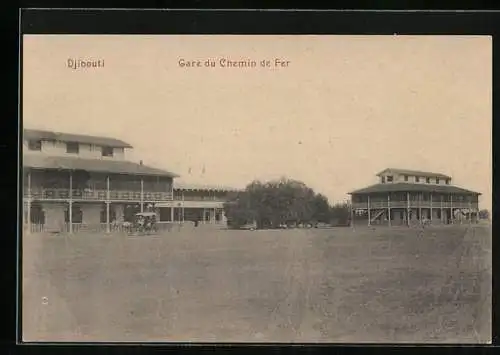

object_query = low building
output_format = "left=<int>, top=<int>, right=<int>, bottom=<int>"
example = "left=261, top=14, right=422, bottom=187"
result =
left=157, top=182, right=239, bottom=225
left=348, top=168, right=481, bottom=226
left=22, top=128, right=238, bottom=233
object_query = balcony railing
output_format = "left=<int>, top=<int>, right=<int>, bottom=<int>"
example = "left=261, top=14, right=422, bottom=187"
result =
left=173, top=195, right=225, bottom=201
left=25, top=188, right=173, bottom=201
left=352, top=201, right=478, bottom=210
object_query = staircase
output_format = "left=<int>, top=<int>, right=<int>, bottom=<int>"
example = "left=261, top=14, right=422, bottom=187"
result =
left=370, top=209, right=385, bottom=223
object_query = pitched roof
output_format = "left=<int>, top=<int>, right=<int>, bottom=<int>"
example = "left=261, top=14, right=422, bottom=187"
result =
left=24, top=129, right=133, bottom=148
left=174, top=182, right=241, bottom=192
left=348, top=183, right=480, bottom=195
left=376, top=168, right=451, bottom=179
left=23, top=154, right=179, bottom=177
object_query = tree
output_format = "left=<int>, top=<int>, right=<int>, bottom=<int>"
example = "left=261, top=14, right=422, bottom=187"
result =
left=330, top=202, right=351, bottom=226
left=223, top=194, right=258, bottom=228
left=223, top=177, right=333, bottom=229
left=310, top=193, right=331, bottom=223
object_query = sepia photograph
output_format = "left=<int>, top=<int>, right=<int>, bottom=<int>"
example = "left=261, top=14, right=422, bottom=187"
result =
left=21, top=34, right=491, bottom=343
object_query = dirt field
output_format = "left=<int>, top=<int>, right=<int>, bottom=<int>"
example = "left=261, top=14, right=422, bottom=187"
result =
left=22, top=223, right=491, bottom=343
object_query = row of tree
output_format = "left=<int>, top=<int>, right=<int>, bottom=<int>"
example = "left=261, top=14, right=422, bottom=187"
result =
left=223, top=177, right=350, bottom=229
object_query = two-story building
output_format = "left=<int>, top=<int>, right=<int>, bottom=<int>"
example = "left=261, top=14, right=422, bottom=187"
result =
left=22, top=128, right=238, bottom=233
left=348, top=168, right=481, bottom=226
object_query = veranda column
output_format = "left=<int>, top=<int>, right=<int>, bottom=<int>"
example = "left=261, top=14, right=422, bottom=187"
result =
left=69, top=171, right=73, bottom=234
left=430, top=192, right=433, bottom=222
left=406, top=192, right=410, bottom=227
left=387, top=193, right=391, bottom=227
left=476, top=194, right=480, bottom=223
left=182, top=191, right=185, bottom=222
left=27, top=170, right=31, bottom=234
left=349, top=200, right=354, bottom=228
left=367, top=195, right=371, bottom=226
left=106, top=175, right=110, bottom=233
left=140, top=177, right=144, bottom=212
left=418, top=193, right=422, bottom=224
left=468, top=198, right=472, bottom=225
left=450, top=194, right=453, bottom=224
left=440, top=195, right=444, bottom=223
left=170, top=184, right=175, bottom=222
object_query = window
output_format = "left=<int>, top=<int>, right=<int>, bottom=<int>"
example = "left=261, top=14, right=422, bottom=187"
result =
left=387, top=176, right=393, bottom=182
left=404, top=175, right=409, bottom=182
left=28, top=140, right=42, bottom=151
left=381, top=176, right=385, bottom=183
left=66, top=142, right=79, bottom=154
left=436, top=178, right=440, bottom=184
left=426, top=177, right=431, bottom=183
left=102, top=146, right=114, bottom=157
left=415, top=176, right=420, bottom=182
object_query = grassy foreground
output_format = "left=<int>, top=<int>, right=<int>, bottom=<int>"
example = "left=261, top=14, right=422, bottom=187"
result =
left=22, top=223, right=491, bottom=343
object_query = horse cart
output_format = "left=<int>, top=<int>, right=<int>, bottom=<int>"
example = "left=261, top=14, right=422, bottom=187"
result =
left=127, top=212, right=157, bottom=235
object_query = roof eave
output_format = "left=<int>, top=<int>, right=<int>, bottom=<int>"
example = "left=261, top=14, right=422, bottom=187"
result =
left=24, top=165, right=180, bottom=178
left=375, top=169, right=390, bottom=176
left=348, top=185, right=481, bottom=195
left=23, top=129, right=134, bottom=149
left=375, top=168, right=451, bottom=179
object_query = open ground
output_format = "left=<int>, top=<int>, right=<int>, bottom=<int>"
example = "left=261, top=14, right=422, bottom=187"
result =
left=22, top=223, right=491, bottom=343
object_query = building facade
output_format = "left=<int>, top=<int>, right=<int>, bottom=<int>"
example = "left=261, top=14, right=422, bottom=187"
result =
left=22, top=129, right=238, bottom=233
left=156, top=183, right=238, bottom=226
left=348, top=168, right=481, bottom=226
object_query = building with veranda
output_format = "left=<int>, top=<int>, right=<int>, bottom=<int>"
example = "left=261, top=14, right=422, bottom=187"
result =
left=348, top=168, right=481, bottom=226
left=22, top=129, right=239, bottom=233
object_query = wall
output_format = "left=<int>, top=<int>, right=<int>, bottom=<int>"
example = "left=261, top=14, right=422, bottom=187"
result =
left=24, top=139, right=127, bottom=160
left=113, top=148, right=125, bottom=160
left=23, top=139, right=67, bottom=156
left=42, top=140, right=67, bottom=156
left=76, top=143, right=100, bottom=159
left=23, top=140, right=34, bottom=154
left=379, top=172, right=452, bottom=185
left=41, top=203, right=66, bottom=232
left=80, top=204, right=102, bottom=224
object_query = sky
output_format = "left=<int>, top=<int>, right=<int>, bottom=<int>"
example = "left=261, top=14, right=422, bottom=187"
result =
left=23, top=35, right=492, bottom=210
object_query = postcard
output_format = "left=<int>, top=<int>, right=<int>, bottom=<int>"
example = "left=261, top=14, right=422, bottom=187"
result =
left=22, top=34, right=492, bottom=343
